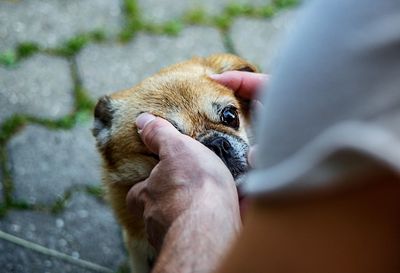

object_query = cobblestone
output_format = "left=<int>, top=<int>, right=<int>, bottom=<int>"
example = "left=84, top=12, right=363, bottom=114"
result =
left=137, top=0, right=272, bottom=24
left=0, top=0, right=122, bottom=51
left=230, top=9, right=299, bottom=71
left=77, top=26, right=225, bottom=99
left=7, top=123, right=101, bottom=205
left=0, top=241, right=102, bottom=273
left=0, top=193, right=125, bottom=272
left=0, top=54, right=74, bottom=124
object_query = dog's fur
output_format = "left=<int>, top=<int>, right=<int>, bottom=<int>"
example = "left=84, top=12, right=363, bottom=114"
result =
left=92, top=54, right=257, bottom=273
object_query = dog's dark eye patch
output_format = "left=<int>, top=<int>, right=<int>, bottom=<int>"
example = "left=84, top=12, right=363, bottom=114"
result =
left=165, top=118, right=184, bottom=134
left=237, top=66, right=255, bottom=73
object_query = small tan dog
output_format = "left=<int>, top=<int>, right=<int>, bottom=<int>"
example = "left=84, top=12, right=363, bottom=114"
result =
left=92, top=53, right=257, bottom=273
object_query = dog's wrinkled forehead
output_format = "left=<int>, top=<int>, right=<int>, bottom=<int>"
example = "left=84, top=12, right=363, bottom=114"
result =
left=134, top=75, right=243, bottom=134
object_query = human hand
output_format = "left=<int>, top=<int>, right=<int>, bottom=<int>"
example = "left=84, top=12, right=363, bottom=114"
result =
left=126, top=113, right=241, bottom=253
left=211, top=71, right=267, bottom=217
left=210, top=71, right=267, bottom=166
left=210, top=70, right=268, bottom=100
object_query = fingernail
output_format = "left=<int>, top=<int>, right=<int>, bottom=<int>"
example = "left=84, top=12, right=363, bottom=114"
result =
left=136, top=113, right=156, bottom=130
left=209, top=74, right=222, bottom=80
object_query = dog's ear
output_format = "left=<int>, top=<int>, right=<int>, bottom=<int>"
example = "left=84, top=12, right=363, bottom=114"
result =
left=92, top=95, right=114, bottom=146
left=205, top=53, right=259, bottom=74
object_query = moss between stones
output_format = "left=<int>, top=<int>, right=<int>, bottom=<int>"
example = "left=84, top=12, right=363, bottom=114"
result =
left=0, top=147, right=13, bottom=205
left=274, top=0, right=299, bottom=8
left=50, top=185, right=105, bottom=214
left=49, top=30, right=107, bottom=58
left=0, top=0, right=300, bottom=66
left=0, top=51, right=17, bottom=66
left=0, top=52, right=97, bottom=216
left=119, top=0, right=142, bottom=42
left=85, top=185, right=105, bottom=199
left=183, top=8, right=209, bottom=25
left=0, top=42, right=41, bottom=67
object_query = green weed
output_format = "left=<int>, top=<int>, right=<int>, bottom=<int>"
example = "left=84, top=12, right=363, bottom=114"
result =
left=0, top=51, right=17, bottom=66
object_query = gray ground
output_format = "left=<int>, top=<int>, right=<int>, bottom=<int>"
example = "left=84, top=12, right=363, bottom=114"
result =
left=0, top=0, right=300, bottom=272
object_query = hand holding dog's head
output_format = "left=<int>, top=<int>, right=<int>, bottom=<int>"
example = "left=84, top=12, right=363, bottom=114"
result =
left=93, top=53, right=258, bottom=185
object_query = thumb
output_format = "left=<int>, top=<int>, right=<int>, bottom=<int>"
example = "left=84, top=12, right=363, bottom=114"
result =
left=136, top=113, right=182, bottom=156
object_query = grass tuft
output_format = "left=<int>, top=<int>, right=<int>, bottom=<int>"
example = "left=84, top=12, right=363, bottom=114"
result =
left=75, top=86, right=95, bottom=112
left=226, top=3, right=253, bottom=17
left=274, top=0, right=299, bottom=8
left=183, top=8, right=209, bottom=25
left=0, top=147, right=13, bottom=206
left=120, top=0, right=142, bottom=42
left=50, top=187, right=76, bottom=214
left=90, top=29, right=108, bottom=42
left=10, top=200, right=33, bottom=210
left=259, top=5, right=276, bottom=17
left=26, top=115, right=75, bottom=130
left=0, top=42, right=40, bottom=67
left=0, top=115, right=27, bottom=144
left=0, top=51, right=17, bottom=67
left=51, top=30, right=107, bottom=57
left=57, top=35, right=89, bottom=57
left=163, top=20, right=184, bottom=36
left=86, top=185, right=104, bottom=199
left=0, top=203, right=6, bottom=218
left=213, top=14, right=233, bottom=31
left=51, top=199, right=68, bottom=214
left=124, top=0, right=139, bottom=18
left=16, top=42, right=41, bottom=59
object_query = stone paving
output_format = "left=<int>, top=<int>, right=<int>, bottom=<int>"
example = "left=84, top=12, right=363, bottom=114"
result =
left=0, top=0, right=302, bottom=272
left=77, top=27, right=225, bottom=99
left=0, top=54, right=74, bottom=124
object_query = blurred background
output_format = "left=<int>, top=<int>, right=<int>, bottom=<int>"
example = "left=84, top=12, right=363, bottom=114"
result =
left=0, top=0, right=301, bottom=272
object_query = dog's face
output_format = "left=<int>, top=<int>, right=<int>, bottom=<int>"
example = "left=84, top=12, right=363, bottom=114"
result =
left=93, top=54, right=257, bottom=186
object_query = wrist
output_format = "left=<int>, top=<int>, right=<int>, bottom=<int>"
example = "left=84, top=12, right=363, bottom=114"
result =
left=152, top=182, right=241, bottom=273
left=153, top=212, right=240, bottom=273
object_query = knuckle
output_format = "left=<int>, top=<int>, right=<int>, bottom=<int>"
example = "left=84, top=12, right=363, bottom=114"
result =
left=159, top=136, right=189, bottom=158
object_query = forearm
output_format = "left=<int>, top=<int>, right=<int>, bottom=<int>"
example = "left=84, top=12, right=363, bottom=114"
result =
left=152, top=208, right=241, bottom=273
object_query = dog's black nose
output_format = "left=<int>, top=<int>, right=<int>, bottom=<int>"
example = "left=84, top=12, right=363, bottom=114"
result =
left=198, top=132, right=249, bottom=179
left=205, top=137, right=232, bottom=160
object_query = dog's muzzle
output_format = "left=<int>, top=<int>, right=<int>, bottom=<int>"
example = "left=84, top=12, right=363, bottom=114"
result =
left=197, top=131, right=249, bottom=182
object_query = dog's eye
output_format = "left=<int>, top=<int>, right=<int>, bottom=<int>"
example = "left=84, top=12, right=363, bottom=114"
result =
left=220, top=106, right=239, bottom=129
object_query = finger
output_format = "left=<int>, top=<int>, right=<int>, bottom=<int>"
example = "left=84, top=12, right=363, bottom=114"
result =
left=136, top=113, right=183, bottom=156
left=209, top=71, right=268, bottom=100
left=126, top=180, right=148, bottom=218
